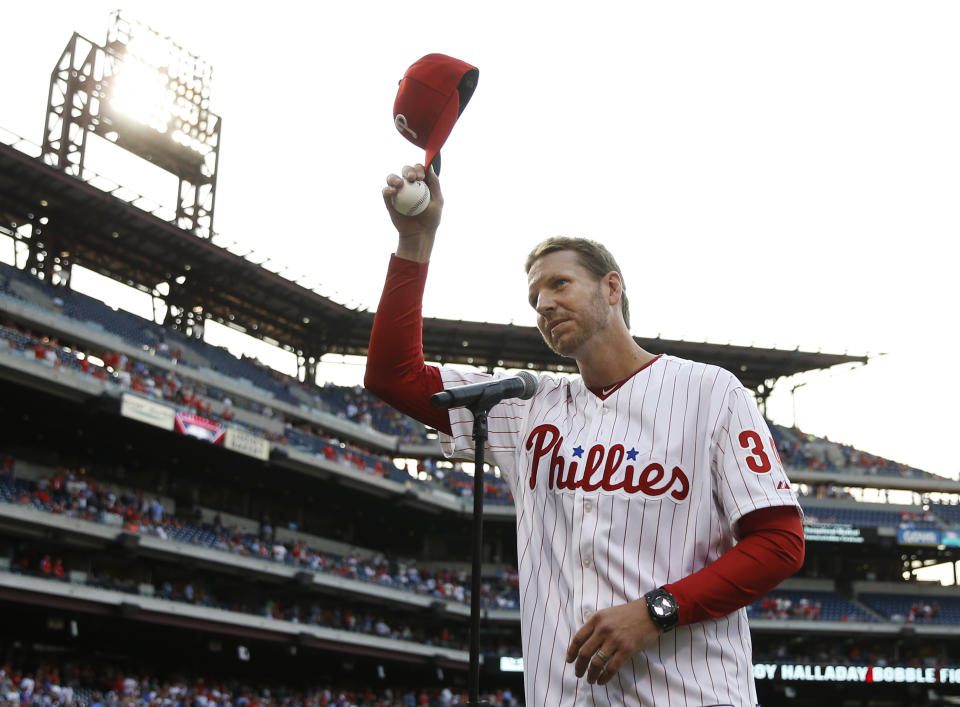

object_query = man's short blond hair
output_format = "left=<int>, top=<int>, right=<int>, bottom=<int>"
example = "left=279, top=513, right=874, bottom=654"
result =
left=525, top=236, right=630, bottom=328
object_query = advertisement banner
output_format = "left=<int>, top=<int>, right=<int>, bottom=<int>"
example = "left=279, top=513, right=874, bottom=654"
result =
left=174, top=411, right=225, bottom=444
left=224, top=427, right=270, bottom=461
left=941, top=529, right=960, bottom=547
left=897, top=528, right=940, bottom=546
left=803, top=523, right=864, bottom=544
left=499, top=657, right=523, bottom=673
left=754, top=663, right=960, bottom=685
left=121, top=394, right=175, bottom=431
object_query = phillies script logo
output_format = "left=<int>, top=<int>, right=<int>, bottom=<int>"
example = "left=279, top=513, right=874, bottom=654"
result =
left=525, top=424, right=689, bottom=501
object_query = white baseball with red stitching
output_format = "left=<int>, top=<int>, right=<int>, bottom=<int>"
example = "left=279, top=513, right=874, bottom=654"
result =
left=392, top=179, right=430, bottom=216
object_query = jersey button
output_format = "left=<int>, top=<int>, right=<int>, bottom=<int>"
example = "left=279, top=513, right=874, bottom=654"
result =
left=583, top=609, right=594, bottom=620
left=583, top=500, right=594, bottom=513
left=583, top=557, right=592, bottom=569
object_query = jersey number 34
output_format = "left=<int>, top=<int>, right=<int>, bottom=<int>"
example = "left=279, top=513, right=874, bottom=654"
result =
left=738, top=430, right=782, bottom=474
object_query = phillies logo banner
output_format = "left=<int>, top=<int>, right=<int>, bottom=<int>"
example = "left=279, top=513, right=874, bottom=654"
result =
left=175, top=411, right=225, bottom=444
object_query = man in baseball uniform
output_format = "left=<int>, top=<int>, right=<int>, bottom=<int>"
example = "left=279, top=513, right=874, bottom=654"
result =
left=366, top=164, right=805, bottom=706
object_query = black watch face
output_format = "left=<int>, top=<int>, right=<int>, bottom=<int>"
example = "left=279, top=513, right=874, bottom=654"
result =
left=648, top=590, right=679, bottom=629
left=653, top=595, right=676, bottom=617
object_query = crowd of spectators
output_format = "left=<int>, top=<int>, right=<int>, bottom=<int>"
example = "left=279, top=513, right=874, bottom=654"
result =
left=755, top=596, right=823, bottom=621
left=0, top=319, right=274, bottom=423
left=795, top=484, right=855, bottom=501
left=0, top=458, right=521, bottom=612
left=897, top=509, right=938, bottom=529
left=752, top=635, right=955, bottom=670
left=0, top=314, right=427, bottom=445
left=10, top=314, right=948, bottom=509
left=748, top=591, right=960, bottom=625
left=0, top=660, right=522, bottom=706
left=903, top=601, right=941, bottom=624
left=312, top=384, right=429, bottom=444
left=11, top=548, right=471, bottom=652
left=0, top=269, right=947, bottom=485
left=0, top=320, right=515, bottom=505
left=771, top=426, right=932, bottom=480
left=407, top=458, right=514, bottom=506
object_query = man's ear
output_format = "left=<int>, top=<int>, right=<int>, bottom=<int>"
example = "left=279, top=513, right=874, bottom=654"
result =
left=604, top=272, right=623, bottom=307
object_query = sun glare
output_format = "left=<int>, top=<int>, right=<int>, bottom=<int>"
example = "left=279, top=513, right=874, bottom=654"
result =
left=108, top=59, right=172, bottom=133
left=103, top=12, right=216, bottom=156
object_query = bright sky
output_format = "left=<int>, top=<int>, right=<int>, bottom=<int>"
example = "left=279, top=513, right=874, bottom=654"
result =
left=2, top=1, right=959, bottom=481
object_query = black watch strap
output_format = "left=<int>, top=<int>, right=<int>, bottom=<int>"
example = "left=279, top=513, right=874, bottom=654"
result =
left=644, top=586, right=680, bottom=633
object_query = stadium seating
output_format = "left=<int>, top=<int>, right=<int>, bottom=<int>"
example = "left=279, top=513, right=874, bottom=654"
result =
left=0, top=648, right=524, bottom=707
left=3, top=261, right=946, bottom=492
left=0, top=477, right=34, bottom=503
left=0, top=263, right=294, bottom=404
left=932, top=503, right=960, bottom=527
left=2, top=318, right=521, bottom=506
left=747, top=589, right=879, bottom=622
left=5, top=555, right=473, bottom=648
left=800, top=504, right=936, bottom=529
left=0, top=462, right=520, bottom=610
left=0, top=262, right=440, bottom=442
left=769, top=420, right=935, bottom=480
left=858, top=593, right=960, bottom=625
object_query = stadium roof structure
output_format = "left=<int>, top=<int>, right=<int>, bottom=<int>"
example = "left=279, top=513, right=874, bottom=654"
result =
left=411, top=318, right=866, bottom=394
left=0, top=140, right=867, bottom=393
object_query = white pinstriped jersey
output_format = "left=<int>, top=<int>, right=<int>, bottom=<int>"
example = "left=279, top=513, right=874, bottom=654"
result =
left=439, top=354, right=799, bottom=707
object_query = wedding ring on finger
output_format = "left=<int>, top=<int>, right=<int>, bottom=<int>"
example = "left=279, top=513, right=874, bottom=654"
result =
left=595, top=649, right=613, bottom=669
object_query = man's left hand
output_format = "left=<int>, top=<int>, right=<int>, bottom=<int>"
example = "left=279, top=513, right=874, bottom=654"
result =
left=565, top=599, right=663, bottom=686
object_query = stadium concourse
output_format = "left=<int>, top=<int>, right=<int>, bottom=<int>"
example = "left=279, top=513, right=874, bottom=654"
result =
left=1, top=262, right=960, bottom=706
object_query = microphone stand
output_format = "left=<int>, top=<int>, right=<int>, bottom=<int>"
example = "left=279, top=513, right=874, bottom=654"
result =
left=432, top=390, right=499, bottom=707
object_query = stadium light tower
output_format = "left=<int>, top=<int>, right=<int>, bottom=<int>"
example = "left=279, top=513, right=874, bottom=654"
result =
left=41, top=11, right=221, bottom=238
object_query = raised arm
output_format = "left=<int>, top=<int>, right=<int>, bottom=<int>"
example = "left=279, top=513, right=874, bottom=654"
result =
left=364, top=164, right=451, bottom=434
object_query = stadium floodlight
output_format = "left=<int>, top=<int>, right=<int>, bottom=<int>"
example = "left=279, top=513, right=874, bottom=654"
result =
left=106, top=59, right=172, bottom=134
left=42, top=11, right=222, bottom=238
left=102, top=13, right=217, bottom=159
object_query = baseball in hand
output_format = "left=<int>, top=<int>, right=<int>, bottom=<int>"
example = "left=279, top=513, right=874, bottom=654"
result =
left=392, top=179, right=431, bottom=216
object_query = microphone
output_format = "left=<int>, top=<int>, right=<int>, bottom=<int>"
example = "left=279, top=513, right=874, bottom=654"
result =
left=430, top=371, right=539, bottom=409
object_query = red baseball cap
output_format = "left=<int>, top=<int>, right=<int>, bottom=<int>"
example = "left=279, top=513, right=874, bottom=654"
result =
left=393, top=53, right=478, bottom=175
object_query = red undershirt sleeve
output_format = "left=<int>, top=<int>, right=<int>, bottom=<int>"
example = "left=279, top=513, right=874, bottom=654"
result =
left=364, top=255, right=451, bottom=435
left=664, top=505, right=805, bottom=626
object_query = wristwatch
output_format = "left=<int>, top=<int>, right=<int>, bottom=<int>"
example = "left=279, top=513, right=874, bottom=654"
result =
left=644, top=587, right=680, bottom=633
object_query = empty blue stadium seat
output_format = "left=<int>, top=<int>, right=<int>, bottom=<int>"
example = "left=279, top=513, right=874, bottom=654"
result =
left=800, top=504, right=903, bottom=528
left=932, top=504, right=960, bottom=527
left=859, top=593, right=960, bottom=624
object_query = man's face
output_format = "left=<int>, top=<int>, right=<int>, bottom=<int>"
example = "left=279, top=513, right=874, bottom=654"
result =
left=527, top=250, right=613, bottom=359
